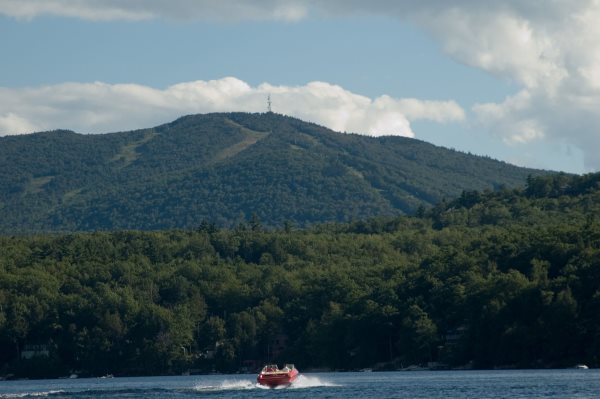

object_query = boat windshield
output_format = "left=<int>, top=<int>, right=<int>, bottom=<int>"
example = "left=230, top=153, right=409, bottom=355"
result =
left=262, top=364, right=279, bottom=372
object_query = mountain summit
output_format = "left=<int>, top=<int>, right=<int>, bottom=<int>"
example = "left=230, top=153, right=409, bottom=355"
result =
left=0, top=112, right=544, bottom=232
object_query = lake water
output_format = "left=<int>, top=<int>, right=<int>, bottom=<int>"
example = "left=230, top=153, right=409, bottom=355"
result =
left=1, top=370, right=599, bottom=399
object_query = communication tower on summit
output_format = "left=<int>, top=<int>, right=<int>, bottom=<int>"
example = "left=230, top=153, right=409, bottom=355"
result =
left=267, top=94, right=272, bottom=113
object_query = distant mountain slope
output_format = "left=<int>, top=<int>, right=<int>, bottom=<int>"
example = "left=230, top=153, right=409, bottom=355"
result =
left=0, top=112, right=547, bottom=232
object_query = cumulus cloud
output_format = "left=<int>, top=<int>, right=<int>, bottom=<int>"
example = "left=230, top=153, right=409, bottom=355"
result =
left=315, top=0, right=600, bottom=171
left=0, top=113, right=41, bottom=135
left=0, top=78, right=464, bottom=137
left=472, top=90, right=545, bottom=145
left=295, top=0, right=600, bottom=170
left=0, top=0, right=308, bottom=21
left=408, top=1, right=600, bottom=170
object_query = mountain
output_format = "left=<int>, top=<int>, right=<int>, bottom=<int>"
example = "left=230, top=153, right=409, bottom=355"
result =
left=0, top=112, right=547, bottom=232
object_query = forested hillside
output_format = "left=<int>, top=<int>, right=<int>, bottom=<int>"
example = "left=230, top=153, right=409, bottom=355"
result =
left=0, top=112, right=544, bottom=233
left=1, top=172, right=599, bottom=378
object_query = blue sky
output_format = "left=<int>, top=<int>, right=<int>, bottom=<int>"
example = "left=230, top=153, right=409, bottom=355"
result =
left=2, top=1, right=599, bottom=173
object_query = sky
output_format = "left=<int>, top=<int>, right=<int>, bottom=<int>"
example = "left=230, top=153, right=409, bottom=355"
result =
left=1, top=1, right=599, bottom=174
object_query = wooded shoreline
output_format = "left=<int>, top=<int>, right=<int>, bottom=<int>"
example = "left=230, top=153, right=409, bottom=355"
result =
left=1, top=173, right=599, bottom=379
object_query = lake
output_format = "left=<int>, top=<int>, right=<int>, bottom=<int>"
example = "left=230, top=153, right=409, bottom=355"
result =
left=1, top=370, right=598, bottom=399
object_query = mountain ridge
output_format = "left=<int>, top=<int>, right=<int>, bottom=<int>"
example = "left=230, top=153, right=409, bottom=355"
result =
left=0, top=112, right=548, bottom=233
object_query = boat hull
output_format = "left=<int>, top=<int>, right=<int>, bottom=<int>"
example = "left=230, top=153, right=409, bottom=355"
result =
left=257, top=368, right=299, bottom=387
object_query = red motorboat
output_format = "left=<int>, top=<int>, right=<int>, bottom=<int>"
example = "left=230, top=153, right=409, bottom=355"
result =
left=256, top=364, right=299, bottom=388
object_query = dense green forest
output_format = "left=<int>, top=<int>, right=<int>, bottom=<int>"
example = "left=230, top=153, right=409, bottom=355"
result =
left=0, top=112, right=544, bottom=233
left=1, top=172, right=599, bottom=378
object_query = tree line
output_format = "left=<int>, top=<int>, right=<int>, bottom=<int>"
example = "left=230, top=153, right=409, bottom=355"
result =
left=1, top=172, right=599, bottom=378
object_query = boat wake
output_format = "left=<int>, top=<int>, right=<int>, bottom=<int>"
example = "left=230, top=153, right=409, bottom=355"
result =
left=192, top=374, right=339, bottom=392
left=0, top=375, right=339, bottom=398
left=193, top=379, right=258, bottom=392
left=289, top=374, right=340, bottom=388
left=0, top=391, right=65, bottom=399
left=1, top=388, right=182, bottom=398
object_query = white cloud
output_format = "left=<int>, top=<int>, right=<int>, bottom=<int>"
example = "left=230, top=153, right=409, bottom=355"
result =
left=0, top=78, right=464, bottom=137
left=310, top=0, right=600, bottom=171
left=384, top=0, right=600, bottom=171
left=308, top=1, right=600, bottom=170
left=472, top=90, right=543, bottom=145
left=0, top=113, right=40, bottom=135
left=0, top=0, right=308, bottom=21
left=0, top=0, right=152, bottom=21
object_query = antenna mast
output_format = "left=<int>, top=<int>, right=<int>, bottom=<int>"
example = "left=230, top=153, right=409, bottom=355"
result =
left=267, top=94, right=272, bottom=113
